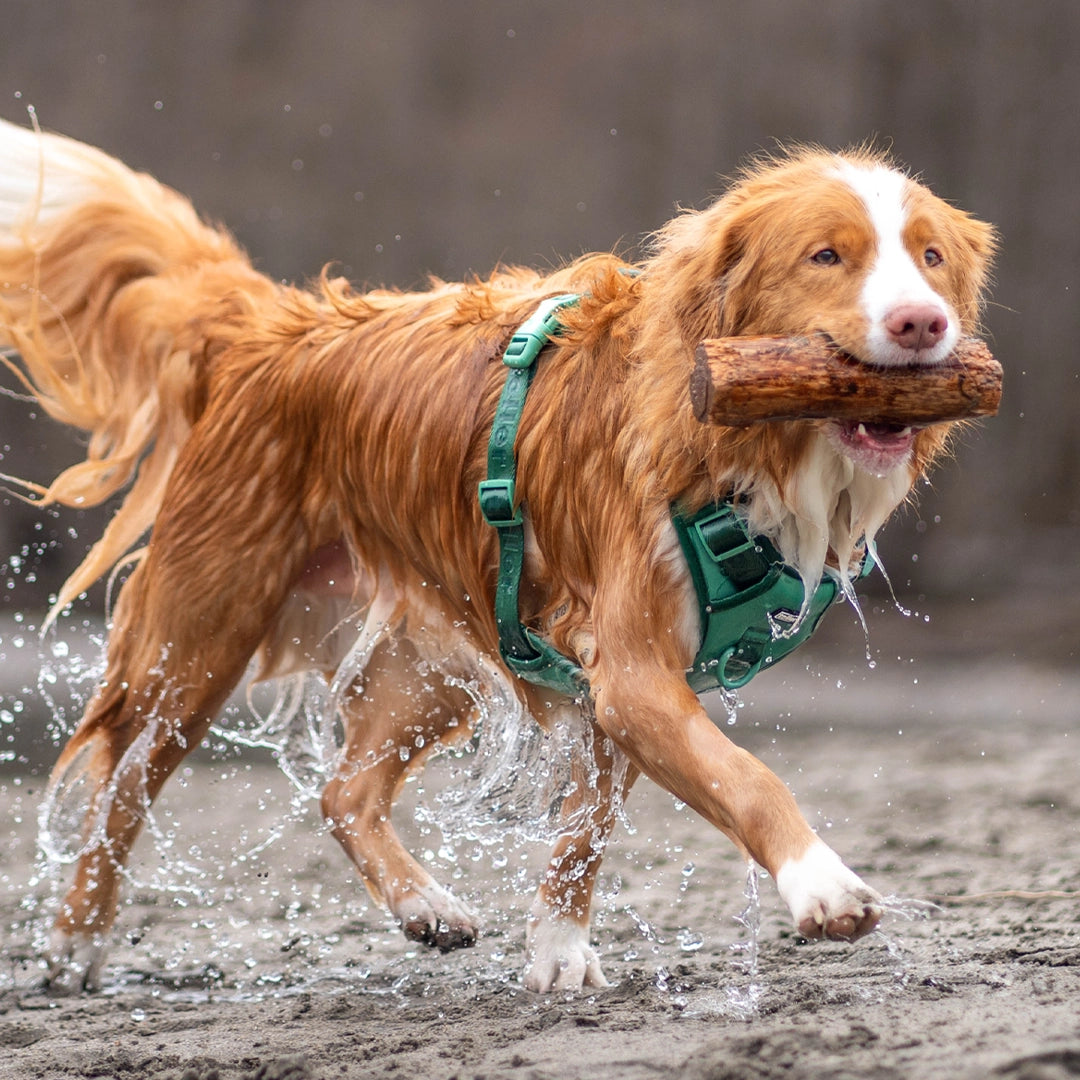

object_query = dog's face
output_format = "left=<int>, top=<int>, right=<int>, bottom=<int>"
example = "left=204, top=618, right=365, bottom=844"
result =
left=719, top=154, right=996, bottom=476
left=649, top=149, right=996, bottom=478
left=641, top=148, right=996, bottom=579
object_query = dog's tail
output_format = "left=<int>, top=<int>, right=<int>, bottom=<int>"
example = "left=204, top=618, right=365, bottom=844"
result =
left=0, top=115, right=278, bottom=626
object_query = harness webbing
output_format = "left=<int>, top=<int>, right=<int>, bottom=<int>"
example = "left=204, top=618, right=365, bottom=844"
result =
left=670, top=503, right=870, bottom=690
left=478, top=294, right=587, bottom=697
left=478, top=298, right=866, bottom=697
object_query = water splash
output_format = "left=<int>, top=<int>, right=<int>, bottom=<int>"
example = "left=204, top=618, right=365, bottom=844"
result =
left=17, top=596, right=628, bottom=998
left=710, top=686, right=742, bottom=726
left=834, top=565, right=874, bottom=666
left=725, top=859, right=766, bottom=1016
left=211, top=606, right=393, bottom=801
left=864, top=537, right=911, bottom=618
left=870, top=895, right=940, bottom=987
left=682, top=859, right=765, bottom=1020
left=425, top=683, right=615, bottom=849
left=879, top=894, right=941, bottom=921
left=35, top=620, right=107, bottom=746
left=208, top=606, right=618, bottom=862
left=617, top=902, right=666, bottom=972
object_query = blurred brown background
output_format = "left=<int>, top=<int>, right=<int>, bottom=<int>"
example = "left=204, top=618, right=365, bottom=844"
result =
left=1, top=0, right=1076, bottom=663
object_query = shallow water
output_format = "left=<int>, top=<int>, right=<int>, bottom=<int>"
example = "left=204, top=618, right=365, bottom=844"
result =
left=4, top=620, right=1080, bottom=1080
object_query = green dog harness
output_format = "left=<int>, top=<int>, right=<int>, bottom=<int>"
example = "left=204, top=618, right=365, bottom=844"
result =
left=478, top=295, right=867, bottom=697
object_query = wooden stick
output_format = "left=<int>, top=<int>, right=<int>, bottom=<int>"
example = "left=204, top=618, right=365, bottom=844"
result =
left=690, top=335, right=1003, bottom=426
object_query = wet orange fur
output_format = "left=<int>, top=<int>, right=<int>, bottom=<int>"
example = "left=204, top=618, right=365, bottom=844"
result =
left=0, top=129, right=995, bottom=991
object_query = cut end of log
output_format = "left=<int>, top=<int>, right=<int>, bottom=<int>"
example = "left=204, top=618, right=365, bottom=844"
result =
left=690, top=335, right=1002, bottom=427
left=690, top=345, right=714, bottom=422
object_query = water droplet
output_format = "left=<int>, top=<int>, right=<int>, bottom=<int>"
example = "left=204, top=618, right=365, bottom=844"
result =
left=677, top=928, right=704, bottom=952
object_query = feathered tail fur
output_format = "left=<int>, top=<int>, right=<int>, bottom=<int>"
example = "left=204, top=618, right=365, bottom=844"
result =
left=0, top=115, right=278, bottom=623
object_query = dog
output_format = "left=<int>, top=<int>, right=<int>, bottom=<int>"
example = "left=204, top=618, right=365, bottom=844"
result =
left=0, top=117, right=995, bottom=994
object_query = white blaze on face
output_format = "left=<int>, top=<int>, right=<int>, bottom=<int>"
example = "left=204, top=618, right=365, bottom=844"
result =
left=836, top=162, right=959, bottom=367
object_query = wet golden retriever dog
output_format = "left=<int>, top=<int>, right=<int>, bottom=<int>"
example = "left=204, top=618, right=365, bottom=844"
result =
left=0, top=117, right=994, bottom=993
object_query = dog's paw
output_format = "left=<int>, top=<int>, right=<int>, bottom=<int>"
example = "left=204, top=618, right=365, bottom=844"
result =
left=393, top=881, right=480, bottom=953
left=523, top=906, right=610, bottom=993
left=775, top=841, right=882, bottom=941
left=45, top=929, right=105, bottom=996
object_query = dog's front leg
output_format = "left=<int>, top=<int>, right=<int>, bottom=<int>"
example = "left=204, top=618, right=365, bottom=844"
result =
left=521, top=710, right=639, bottom=993
left=591, top=662, right=881, bottom=943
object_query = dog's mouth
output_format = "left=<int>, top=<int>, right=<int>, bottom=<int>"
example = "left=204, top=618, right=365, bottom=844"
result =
left=829, top=419, right=918, bottom=476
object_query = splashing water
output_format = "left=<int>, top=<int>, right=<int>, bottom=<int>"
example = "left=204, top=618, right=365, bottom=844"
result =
left=681, top=859, right=766, bottom=1020
left=212, top=623, right=623, bottom=855
left=20, top=600, right=630, bottom=997
left=724, top=860, right=766, bottom=1016
left=203, top=596, right=624, bottom=859
left=871, top=894, right=941, bottom=985
left=425, top=681, right=622, bottom=849
left=210, top=608, right=394, bottom=801
left=762, top=535, right=892, bottom=681
left=830, top=538, right=909, bottom=669
left=879, top=895, right=941, bottom=921
left=35, top=620, right=107, bottom=747
left=864, top=537, right=911, bottom=619
left=835, top=566, right=875, bottom=666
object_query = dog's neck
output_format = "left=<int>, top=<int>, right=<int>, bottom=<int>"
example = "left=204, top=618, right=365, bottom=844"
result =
left=613, top=299, right=920, bottom=592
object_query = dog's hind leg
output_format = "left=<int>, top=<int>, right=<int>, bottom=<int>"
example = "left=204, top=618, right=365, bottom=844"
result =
left=43, top=453, right=311, bottom=993
left=320, top=634, right=481, bottom=951
left=522, top=718, right=639, bottom=992
left=42, top=662, right=222, bottom=994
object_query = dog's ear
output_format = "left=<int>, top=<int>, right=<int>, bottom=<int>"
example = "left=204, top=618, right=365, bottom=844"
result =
left=646, top=192, right=762, bottom=349
left=944, top=209, right=998, bottom=333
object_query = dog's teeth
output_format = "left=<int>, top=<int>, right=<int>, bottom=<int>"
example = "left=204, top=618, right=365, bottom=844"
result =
left=856, top=423, right=868, bottom=438
left=899, top=426, right=911, bottom=436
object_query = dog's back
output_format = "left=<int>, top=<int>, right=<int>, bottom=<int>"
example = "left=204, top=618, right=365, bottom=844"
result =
left=0, top=116, right=630, bottom=648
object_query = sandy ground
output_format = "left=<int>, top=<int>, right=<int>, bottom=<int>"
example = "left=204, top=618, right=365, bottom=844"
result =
left=1, top=610, right=1079, bottom=1080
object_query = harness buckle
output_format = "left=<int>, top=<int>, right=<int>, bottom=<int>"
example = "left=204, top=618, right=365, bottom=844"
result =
left=503, top=333, right=540, bottom=369
left=690, top=504, right=773, bottom=590
left=502, top=293, right=580, bottom=369
left=478, top=478, right=521, bottom=527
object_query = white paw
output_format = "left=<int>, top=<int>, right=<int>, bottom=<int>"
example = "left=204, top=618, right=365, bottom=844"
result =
left=775, top=841, right=882, bottom=941
left=523, top=904, right=609, bottom=993
left=45, top=928, right=105, bottom=995
left=392, top=881, right=480, bottom=952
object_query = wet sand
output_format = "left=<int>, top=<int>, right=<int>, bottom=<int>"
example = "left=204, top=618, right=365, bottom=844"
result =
left=1, top=617, right=1079, bottom=1080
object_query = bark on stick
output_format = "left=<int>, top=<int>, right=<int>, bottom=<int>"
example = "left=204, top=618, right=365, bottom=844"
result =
left=690, top=335, right=1002, bottom=426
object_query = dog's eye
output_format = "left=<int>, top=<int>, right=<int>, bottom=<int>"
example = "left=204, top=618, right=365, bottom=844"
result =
left=811, top=248, right=840, bottom=266
left=924, top=248, right=944, bottom=267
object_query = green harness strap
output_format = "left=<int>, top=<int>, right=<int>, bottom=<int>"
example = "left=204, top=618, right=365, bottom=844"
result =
left=478, top=298, right=868, bottom=697
left=478, top=294, right=587, bottom=696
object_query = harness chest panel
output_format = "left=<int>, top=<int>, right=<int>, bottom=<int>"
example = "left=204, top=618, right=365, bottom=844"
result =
left=478, top=296, right=862, bottom=697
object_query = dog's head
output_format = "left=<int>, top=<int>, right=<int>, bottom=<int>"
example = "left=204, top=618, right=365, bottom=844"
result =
left=637, top=146, right=997, bottom=578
